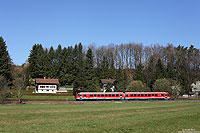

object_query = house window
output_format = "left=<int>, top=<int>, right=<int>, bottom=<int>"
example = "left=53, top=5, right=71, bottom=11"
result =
left=47, top=90, right=49, bottom=91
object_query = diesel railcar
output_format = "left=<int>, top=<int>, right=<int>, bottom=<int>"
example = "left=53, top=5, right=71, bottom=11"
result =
left=76, top=92, right=170, bottom=100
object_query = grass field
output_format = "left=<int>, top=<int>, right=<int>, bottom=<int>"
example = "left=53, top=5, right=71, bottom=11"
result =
left=0, top=102, right=200, bottom=133
left=8, top=95, right=75, bottom=101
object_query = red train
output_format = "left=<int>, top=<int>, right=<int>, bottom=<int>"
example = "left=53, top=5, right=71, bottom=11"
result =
left=76, top=92, right=170, bottom=100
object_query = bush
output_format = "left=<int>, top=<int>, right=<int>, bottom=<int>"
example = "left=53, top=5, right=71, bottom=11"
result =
left=126, top=80, right=147, bottom=92
left=0, top=76, right=8, bottom=103
left=152, top=78, right=181, bottom=96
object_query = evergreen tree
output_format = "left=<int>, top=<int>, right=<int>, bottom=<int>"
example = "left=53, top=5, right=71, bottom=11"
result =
left=134, top=62, right=144, bottom=82
left=155, top=58, right=166, bottom=79
left=85, top=48, right=99, bottom=91
left=0, top=37, right=12, bottom=85
left=28, top=44, right=44, bottom=78
left=48, top=46, right=55, bottom=78
left=73, top=43, right=87, bottom=90
left=145, top=55, right=156, bottom=89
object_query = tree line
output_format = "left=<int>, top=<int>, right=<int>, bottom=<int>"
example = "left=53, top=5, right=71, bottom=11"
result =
left=0, top=35, right=200, bottom=103
left=28, top=42, right=200, bottom=95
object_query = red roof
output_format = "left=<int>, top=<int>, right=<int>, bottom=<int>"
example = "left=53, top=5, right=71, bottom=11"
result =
left=100, top=79, right=116, bottom=84
left=35, top=78, right=59, bottom=84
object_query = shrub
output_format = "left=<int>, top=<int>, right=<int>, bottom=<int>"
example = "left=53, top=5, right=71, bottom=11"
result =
left=126, top=80, right=147, bottom=92
left=152, top=78, right=181, bottom=97
left=0, top=76, right=8, bottom=103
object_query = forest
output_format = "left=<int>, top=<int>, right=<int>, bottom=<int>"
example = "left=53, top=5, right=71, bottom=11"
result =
left=0, top=36, right=200, bottom=102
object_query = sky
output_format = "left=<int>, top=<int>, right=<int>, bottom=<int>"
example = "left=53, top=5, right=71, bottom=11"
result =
left=0, top=0, right=200, bottom=65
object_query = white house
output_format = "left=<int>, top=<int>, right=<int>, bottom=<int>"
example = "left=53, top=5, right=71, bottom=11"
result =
left=35, top=78, right=59, bottom=93
left=100, top=79, right=116, bottom=92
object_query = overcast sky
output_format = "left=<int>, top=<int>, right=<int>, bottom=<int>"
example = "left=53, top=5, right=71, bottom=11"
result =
left=0, top=0, right=200, bottom=65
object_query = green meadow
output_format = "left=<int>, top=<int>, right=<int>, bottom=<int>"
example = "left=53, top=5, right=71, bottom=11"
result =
left=0, top=102, right=200, bottom=133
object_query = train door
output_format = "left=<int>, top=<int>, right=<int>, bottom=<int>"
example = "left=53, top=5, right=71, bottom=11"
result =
left=165, top=94, right=167, bottom=99
left=80, top=94, right=82, bottom=100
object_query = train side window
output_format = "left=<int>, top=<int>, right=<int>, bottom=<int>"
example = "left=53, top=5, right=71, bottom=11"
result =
left=98, top=94, right=100, bottom=96
left=155, top=94, right=158, bottom=96
left=105, top=94, right=108, bottom=97
left=138, top=94, right=140, bottom=96
left=90, top=94, right=93, bottom=97
left=126, top=94, right=128, bottom=97
left=116, top=94, right=119, bottom=96
left=145, top=94, right=147, bottom=96
left=101, top=94, right=104, bottom=97
left=94, top=94, right=96, bottom=97
left=120, top=94, right=122, bottom=96
left=161, top=94, right=164, bottom=96
left=134, top=94, right=136, bottom=96
left=131, top=94, right=133, bottom=96
left=141, top=94, right=144, bottom=96
left=148, top=94, right=151, bottom=96
left=109, top=94, right=111, bottom=97
left=84, top=94, right=86, bottom=97
left=152, top=94, right=154, bottom=96
left=112, top=94, right=115, bottom=96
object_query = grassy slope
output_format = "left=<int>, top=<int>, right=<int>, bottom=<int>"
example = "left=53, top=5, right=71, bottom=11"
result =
left=0, top=102, right=200, bottom=133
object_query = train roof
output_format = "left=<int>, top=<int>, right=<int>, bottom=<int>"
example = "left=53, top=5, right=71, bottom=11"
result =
left=78, top=92, right=169, bottom=94
left=78, top=92, right=124, bottom=94
left=125, top=92, right=169, bottom=93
